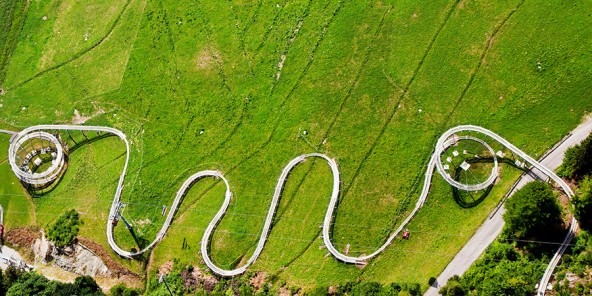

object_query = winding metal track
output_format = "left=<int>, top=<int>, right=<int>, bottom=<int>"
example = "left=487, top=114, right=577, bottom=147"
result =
left=4, top=125, right=577, bottom=293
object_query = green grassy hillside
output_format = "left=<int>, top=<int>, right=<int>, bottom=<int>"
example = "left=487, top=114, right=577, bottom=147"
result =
left=0, top=0, right=591, bottom=292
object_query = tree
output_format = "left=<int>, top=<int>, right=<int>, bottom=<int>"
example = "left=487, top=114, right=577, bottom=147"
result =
left=503, top=181, right=563, bottom=243
left=558, top=134, right=592, bottom=180
left=110, top=283, right=142, bottom=296
left=350, top=282, right=382, bottom=296
left=47, top=209, right=81, bottom=247
left=72, top=276, right=103, bottom=295
left=3, top=266, right=22, bottom=289
left=439, top=276, right=466, bottom=296
left=574, top=177, right=592, bottom=231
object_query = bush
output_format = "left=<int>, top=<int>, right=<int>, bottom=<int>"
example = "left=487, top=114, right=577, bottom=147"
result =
left=441, top=242, right=545, bottom=296
left=110, top=283, right=142, bottom=296
left=574, top=177, right=592, bottom=230
left=438, top=275, right=466, bottom=296
left=5, top=272, right=104, bottom=296
left=503, top=182, right=563, bottom=244
left=47, top=209, right=81, bottom=247
left=558, top=134, right=592, bottom=180
left=350, top=282, right=382, bottom=295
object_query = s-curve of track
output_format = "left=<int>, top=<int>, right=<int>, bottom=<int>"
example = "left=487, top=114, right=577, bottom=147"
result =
left=3, top=124, right=577, bottom=294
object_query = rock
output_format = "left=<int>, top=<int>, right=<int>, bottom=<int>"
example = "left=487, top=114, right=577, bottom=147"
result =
left=32, top=234, right=53, bottom=263
left=32, top=235, right=111, bottom=277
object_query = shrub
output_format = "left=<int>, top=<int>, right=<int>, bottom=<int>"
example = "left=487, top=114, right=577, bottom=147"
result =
left=574, top=177, right=592, bottom=230
left=503, top=182, right=563, bottom=244
left=110, top=283, right=142, bottom=296
left=47, top=209, right=81, bottom=247
left=558, top=134, right=592, bottom=180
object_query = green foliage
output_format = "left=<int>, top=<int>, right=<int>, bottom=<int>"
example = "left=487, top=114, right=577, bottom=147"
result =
left=110, top=283, right=142, bottom=296
left=558, top=134, right=592, bottom=180
left=47, top=209, right=81, bottom=247
left=574, top=177, right=592, bottom=231
left=438, top=276, right=465, bottom=296
left=322, top=281, right=420, bottom=296
left=5, top=272, right=104, bottom=296
left=72, top=276, right=104, bottom=296
left=3, top=266, right=22, bottom=290
left=503, top=182, right=563, bottom=244
left=553, top=232, right=592, bottom=295
left=350, top=282, right=382, bottom=295
left=439, top=242, right=546, bottom=296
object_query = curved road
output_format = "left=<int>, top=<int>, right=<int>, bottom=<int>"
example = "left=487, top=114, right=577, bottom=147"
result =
left=4, top=125, right=580, bottom=292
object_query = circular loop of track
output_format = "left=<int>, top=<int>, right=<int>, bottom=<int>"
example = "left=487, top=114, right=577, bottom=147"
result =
left=8, top=131, right=65, bottom=185
left=434, top=135, right=498, bottom=191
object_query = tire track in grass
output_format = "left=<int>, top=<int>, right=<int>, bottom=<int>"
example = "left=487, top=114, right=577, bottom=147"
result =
left=172, top=0, right=344, bottom=220
left=339, top=0, right=460, bottom=201
left=164, top=1, right=346, bottom=268
left=230, top=0, right=263, bottom=77
left=0, top=0, right=31, bottom=85
left=195, top=2, right=232, bottom=93
left=192, top=0, right=314, bottom=160
left=273, top=6, right=392, bottom=274
left=173, top=1, right=239, bottom=153
left=227, top=0, right=344, bottom=172
left=320, top=7, right=389, bottom=145
left=296, top=0, right=460, bottom=270
left=254, top=2, right=287, bottom=53
left=7, top=0, right=134, bottom=91
left=440, top=0, right=526, bottom=131
left=358, top=0, right=526, bottom=277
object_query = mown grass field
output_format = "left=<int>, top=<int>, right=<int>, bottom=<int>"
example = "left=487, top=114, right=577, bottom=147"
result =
left=1, top=0, right=591, bottom=292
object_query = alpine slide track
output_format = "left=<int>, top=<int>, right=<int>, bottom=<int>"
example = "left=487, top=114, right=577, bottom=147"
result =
left=1, top=124, right=580, bottom=295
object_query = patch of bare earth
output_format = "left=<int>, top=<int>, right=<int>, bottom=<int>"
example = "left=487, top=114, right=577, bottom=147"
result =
left=71, top=109, right=91, bottom=124
left=158, top=260, right=173, bottom=276
left=250, top=271, right=267, bottom=291
left=71, top=106, right=105, bottom=125
left=5, top=227, right=41, bottom=258
left=279, top=286, right=292, bottom=296
left=5, top=230, right=141, bottom=291
left=158, top=261, right=219, bottom=292
left=195, top=47, right=220, bottom=71
left=77, top=237, right=140, bottom=281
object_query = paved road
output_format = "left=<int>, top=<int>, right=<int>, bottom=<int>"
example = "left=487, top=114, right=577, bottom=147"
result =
left=425, top=117, right=592, bottom=296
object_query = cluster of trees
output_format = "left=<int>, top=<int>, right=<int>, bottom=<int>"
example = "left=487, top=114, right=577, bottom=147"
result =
left=558, top=133, right=592, bottom=180
left=439, top=181, right=563, bottom=295
left=47, top=209, right=81, bottom=247
left=307, top=282, right=421, bottom=296
left=573, top=177, right=592, bottom=230
left=502, top=181, right=564, bottom=251
left=0, top=266, right=103, bottom=296
left=439, top=242, right=546, bottom=296
left=552, top=232, right=592, bottom=295
left=559, top=132, right=592, bottom=231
